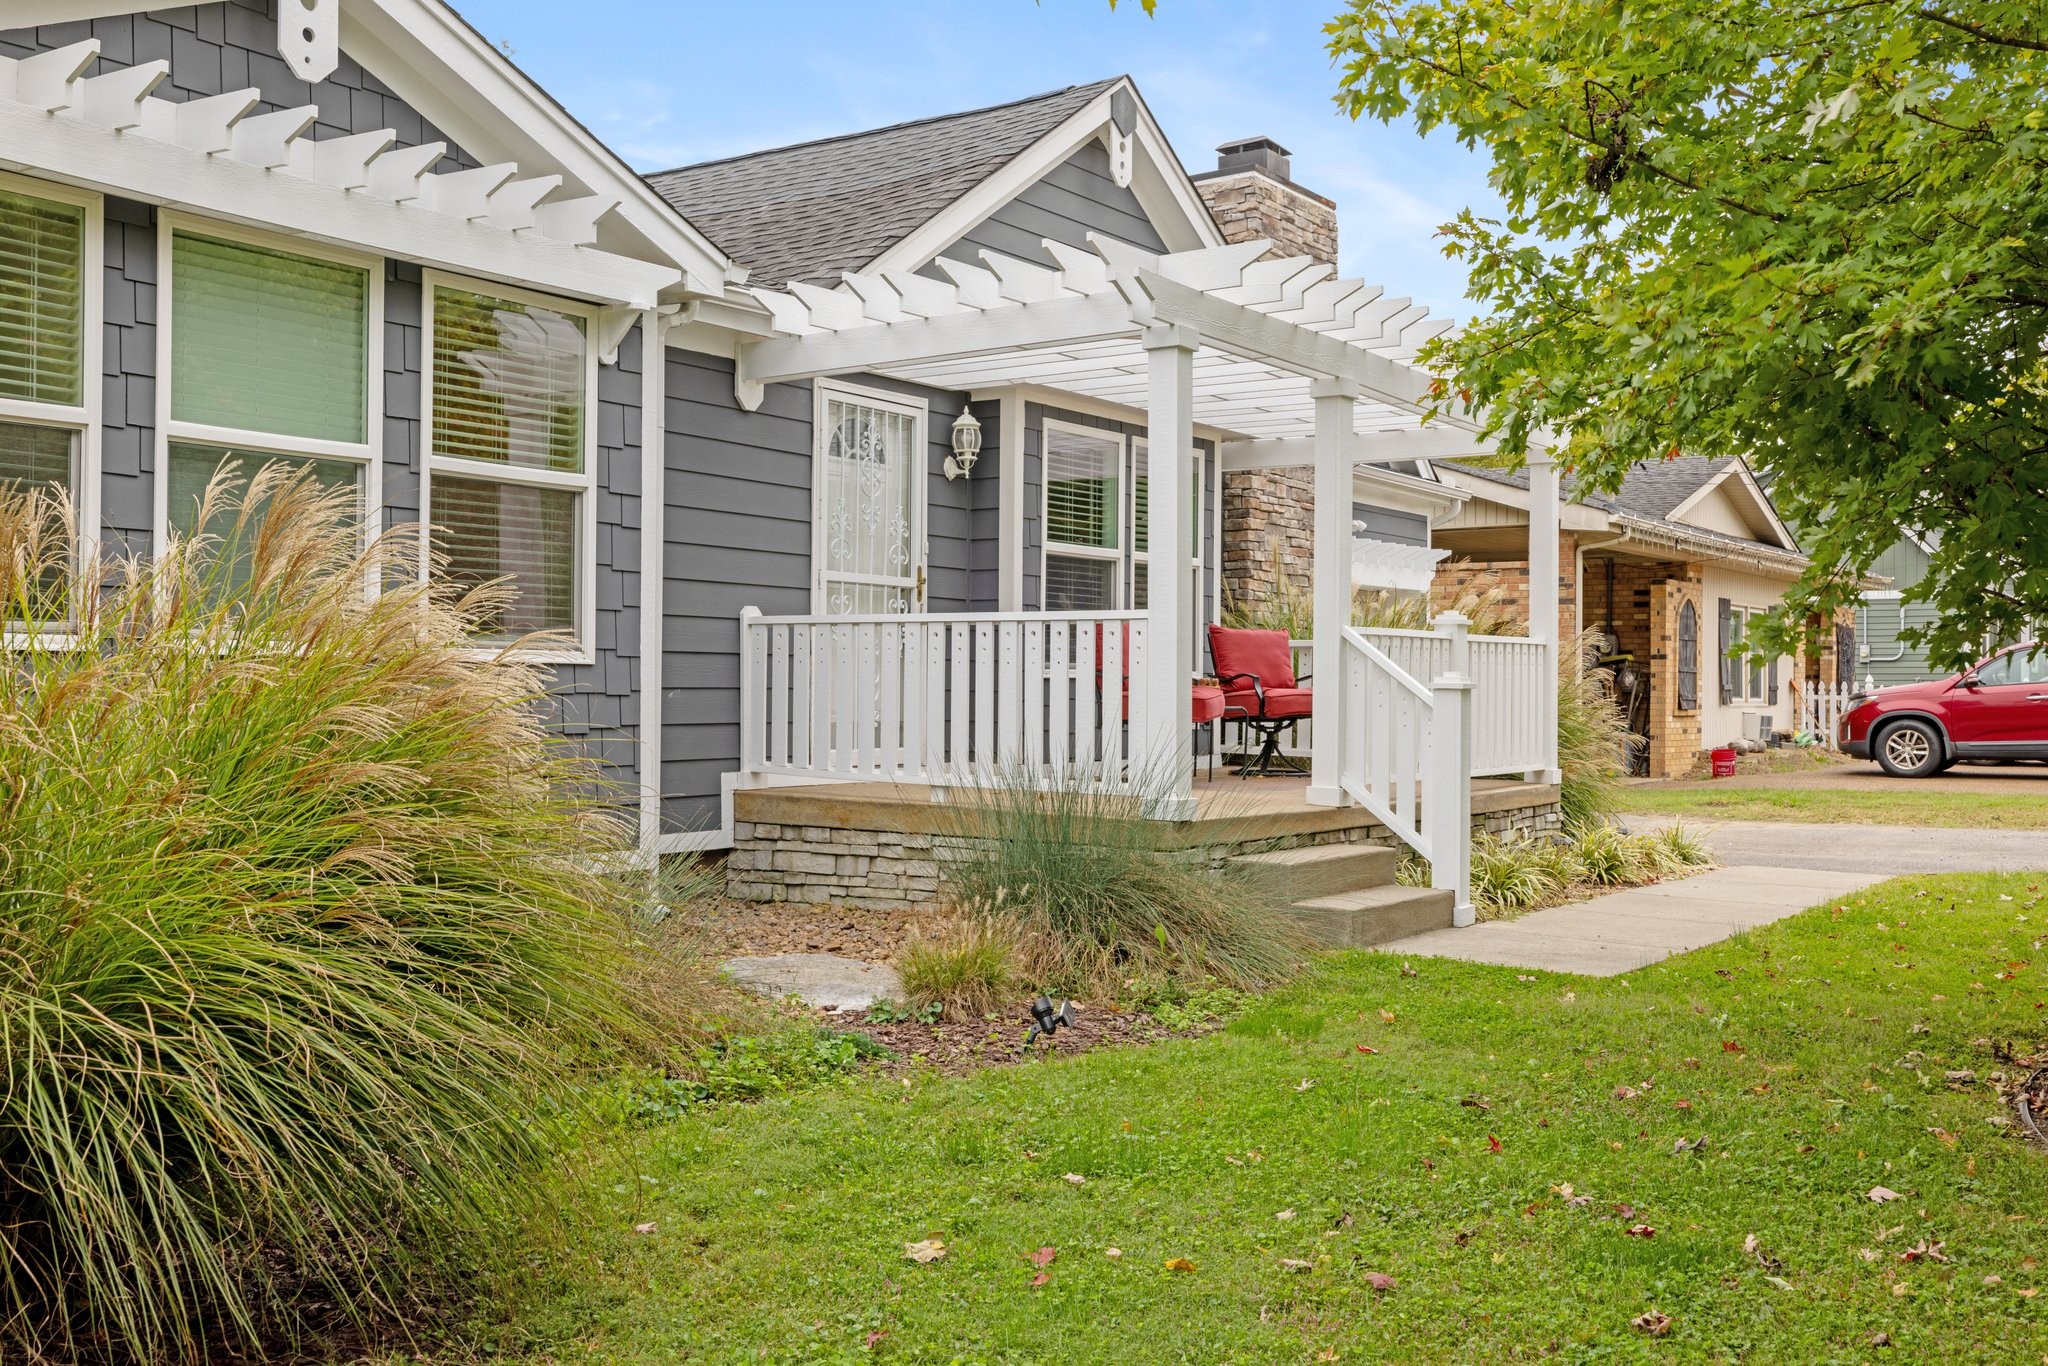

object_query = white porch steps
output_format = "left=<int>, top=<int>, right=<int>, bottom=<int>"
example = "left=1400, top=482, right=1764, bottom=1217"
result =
left=1232, top=843, right=1455, bottom=948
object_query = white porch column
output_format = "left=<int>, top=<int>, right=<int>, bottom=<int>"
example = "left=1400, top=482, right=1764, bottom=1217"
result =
left=1141, top=323, right=1198, bottom=821
left=1526, top=447, right=1563, bottom=784
left=1306, top=377, right=1358, bottom=808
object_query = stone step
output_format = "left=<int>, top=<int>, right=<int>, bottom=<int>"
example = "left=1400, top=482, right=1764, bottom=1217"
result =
left=1231, top=842, right=1401, bottom=899
left=1287, top=884, right=1456, bottom=949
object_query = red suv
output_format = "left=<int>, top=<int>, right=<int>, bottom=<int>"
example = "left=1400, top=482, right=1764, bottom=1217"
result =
left=1841, top=642, right=2048, bottom=777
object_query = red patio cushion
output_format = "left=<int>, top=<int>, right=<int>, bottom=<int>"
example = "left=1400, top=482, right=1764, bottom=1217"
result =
left=1191, top=684, right=1226, bottom=724
left=1206, top=626, right=1296, bottom=691
left=1224, top=684, right=1313, bottom=720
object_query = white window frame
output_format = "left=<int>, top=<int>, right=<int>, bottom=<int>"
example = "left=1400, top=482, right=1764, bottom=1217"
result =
left=1728, top=604, right=1770, bottom=704
left=420, top=269, right=597, bottom=664
left=810, top=378, right=930, bottom=616
left=153, top=212, right=382, bottom=570
left=0, top=170, right=103, bottom=640
left=1042, top=417, right=1126, bottom=612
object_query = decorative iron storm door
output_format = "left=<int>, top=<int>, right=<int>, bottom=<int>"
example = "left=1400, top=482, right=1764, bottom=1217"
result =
left=817, top=389, right=925, bottom=615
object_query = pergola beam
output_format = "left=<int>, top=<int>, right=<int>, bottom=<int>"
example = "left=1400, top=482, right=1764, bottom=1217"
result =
left=1220, top=426, right=1499, bottom=471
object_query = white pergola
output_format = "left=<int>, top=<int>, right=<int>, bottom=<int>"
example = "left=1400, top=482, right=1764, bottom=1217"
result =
left=737, top=234, right=1562, bottom=818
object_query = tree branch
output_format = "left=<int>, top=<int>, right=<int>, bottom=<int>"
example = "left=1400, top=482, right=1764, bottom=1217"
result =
left=1914, top=8, right=2048, bottom=53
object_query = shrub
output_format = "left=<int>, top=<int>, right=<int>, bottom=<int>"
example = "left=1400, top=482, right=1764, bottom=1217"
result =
left=940, top=775, right=1303, bottom=996
left=898, top=915, right=1019, bottom=1018
left=1572, top=822, right=1655, bottom=886
left=1471, top=832, right=1571, bottom=913
left=0, top=472, right=632, bottom=1360
left=1558, top=632, right=1637, bottom=831
left=1653, top=820, right=1716, bottom=871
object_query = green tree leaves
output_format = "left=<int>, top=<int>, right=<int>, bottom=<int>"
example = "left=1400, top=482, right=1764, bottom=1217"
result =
left=1329, top=1, right=2048, bottom=667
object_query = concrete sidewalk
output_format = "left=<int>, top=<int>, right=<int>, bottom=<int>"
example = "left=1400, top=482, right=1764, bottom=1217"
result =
left=1376, top=864, right=1887, bottom=976
left=1625, top=815, right=2048, bottom=876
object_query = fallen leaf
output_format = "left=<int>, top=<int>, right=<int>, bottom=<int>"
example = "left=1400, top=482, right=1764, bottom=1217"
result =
left=1682, top=1057, right=1701, bottom=1069
left=1860, top=1249, right=1883, bottom=1262
left=1613, top=1085, right=1639, bottom=1100
left=1461, top=1094, right=1493, bottom=1111
left=1868, top=1186, right=1903, bottom=1204
left=1869, top=1331, right=1892, bottom=1347
left=1028, top=1246, right=1056, bottom=1267
left=1164, top=1257, right=1197, bottom=1273
left=1295, top=1078, right=1317, bottom=1092
left=904, top=1238, right=947, bottom=1264
left=1061, top=1172, right=1086, bottom=1186
left=1355, top=1043, right=1378, bottom=1054
left=1626, top=1224, right=1657, bottom=1239
left=1744, top=1233, right=1783, bottom=1272
left=1275, top=1209, right=1296, bottom=1221
left=1722, top=1041, right=1745, bottom=1054
left=1399, top=962, right=1418, bottom=977
left=2019, top=1286, right=2040, bottom=1298
left=1280, top=1257, right=1314, bottom=1272
left=1379, top=1008, right=1397, bottom=1024
left=1363, top=1270, right=1396, bottom=1291
left=1891, top=1282, right=1911, bottom=1297
left=1899, top=1239, right=1948, bottom=1264
left=1104, top=1247, right=1122, bottom=1260
left=1516, top=974, right=1536, bottom=982
left=1765, top=1274, right=1794, bottom=1292
left=1315, top=1351, right=1340, bottom=1363
left=1984, top=1274, right=2003, bottom=1285
left=1630, top=1310, right=1673, bottom=1336
left=1613, top=1201, right=1637, bottom=1218
left=1029, top=1270, right=1051, bottom=1289
left=1930, top=1128, right=1959, bottom=1149
left=1488, top=1134, right=1503, bottom=1153
left=866, top=1328, right=889, bottom=1349
left=1675, top=1098, right=1694, bottom=1110
left=1674, top=1135, right=1707, bottom=1154
left=632, top=1221, right=657, bottom=1235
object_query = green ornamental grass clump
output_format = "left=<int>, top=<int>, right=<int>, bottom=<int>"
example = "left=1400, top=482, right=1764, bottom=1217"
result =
left=0, top=470, right=634, bottom=1360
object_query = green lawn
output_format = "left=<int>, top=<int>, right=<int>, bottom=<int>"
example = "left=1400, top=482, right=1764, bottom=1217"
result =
left=467, top=873, right=2048, bottom=1363
left=1621, top=784, right=2048, bottom=829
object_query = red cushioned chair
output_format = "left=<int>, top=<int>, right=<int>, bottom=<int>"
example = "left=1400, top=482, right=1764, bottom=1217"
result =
left=1206, top=625, right=1313, bottom=778
left=1097, top=623, right=1232, bottom=779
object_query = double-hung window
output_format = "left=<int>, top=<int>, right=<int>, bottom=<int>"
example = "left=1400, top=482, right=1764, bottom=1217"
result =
left=161, top=221, right=376, bottom=586
left=1727, top=605, right=1769, bottom=703
left=423, top=278, right=592, bottom=649
left=0, top=175, right=97, bottom=620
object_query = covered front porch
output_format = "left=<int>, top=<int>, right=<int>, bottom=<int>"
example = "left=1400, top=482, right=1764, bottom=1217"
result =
left=726, top=234, right=1567, bottom=922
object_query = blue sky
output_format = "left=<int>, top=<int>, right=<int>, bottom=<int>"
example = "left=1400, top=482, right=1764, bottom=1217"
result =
left=457, top=0, right=1504, bottom=317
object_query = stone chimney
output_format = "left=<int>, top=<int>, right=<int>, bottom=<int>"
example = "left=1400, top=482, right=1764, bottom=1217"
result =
left=1198, top=138, right=1341, bottom=619
left=1191, top=136, right=1338, bottom=265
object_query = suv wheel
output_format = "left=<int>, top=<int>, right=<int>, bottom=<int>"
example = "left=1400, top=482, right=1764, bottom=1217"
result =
left=1875, top=719, right=1945, bottom=778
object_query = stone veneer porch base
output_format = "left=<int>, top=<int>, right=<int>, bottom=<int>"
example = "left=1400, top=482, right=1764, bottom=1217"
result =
left=723, top=779, right=1562, bottom=910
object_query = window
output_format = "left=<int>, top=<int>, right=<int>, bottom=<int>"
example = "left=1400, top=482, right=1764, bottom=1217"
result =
left=425, top=278, right=591, bottom=645
left=1973, top=646, right=2048, bottom=688
left=0, top=176, right=96, bottom=623
left=1044, top=423, right=1120, bottom=610
left=1676, top=599, right=1699, bottom=711
left=1722, top=604, right=1777, bottom=704
left=162, top=223, right=375, bottom=569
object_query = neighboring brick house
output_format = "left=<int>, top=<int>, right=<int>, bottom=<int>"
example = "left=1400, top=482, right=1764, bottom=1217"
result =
left=1192, top=137, right=1467, bottom=617
left=1430, top=457, right=1854, bottom=777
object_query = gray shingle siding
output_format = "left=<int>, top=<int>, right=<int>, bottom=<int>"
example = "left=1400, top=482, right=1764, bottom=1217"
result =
left=0, top=1, right=479, bottom=174
left=381, top=262, right=422, bottom=530
left=101, top=197, right=157, bottom=555
left=540, top=323, right=643, bottom=797
left=931, top=140, right=1167, bottom=274
left=661, top=349, right=814, bottom=836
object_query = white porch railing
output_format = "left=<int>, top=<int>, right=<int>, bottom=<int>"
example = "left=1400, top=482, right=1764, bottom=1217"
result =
left=1269, top=628, right=1550, bottom=777
left=1335, top=619, right=1475, bottom=925
left=738, top=607, right=1149, bottom=790
left=1800, top=681, right=1857, bottom=748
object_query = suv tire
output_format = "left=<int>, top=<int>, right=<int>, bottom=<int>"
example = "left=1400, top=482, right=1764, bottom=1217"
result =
left=1875, top=718, right=1945, bottom=778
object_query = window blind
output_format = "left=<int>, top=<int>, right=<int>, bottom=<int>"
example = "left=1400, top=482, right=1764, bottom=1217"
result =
left=0, top=421, right=73, bottom=492
left=432, top=287, right=585, bottom=472
left=171, top=232, right=367, bottom=443
left=0, top=189, right=84, bottom=408
left=166, top=441, right=361, bottom=598
left=1044, top=427, right=1118, bottom=550
left=431, top=474, right=576, bottom=638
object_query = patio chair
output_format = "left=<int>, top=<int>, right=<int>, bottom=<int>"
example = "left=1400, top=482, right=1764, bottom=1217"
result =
left=1206, top=625, right=1313, bottom=778
left=1093, top=623, right=1228, bottom=779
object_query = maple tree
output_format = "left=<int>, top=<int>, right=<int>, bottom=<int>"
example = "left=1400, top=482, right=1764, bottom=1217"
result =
left=1325, top=1, right=2048, bottom=666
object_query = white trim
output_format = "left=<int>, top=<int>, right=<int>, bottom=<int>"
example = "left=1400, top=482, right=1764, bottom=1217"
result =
left=638, top=310, right=665, bottom=857
left=420, top=268, right=599, bottom=661
left=862, top=80, right=1223, bottom=281
left=996, top=388, right=1026, bottom=611
left=152, top=210, right=383, bottom=566
left=0, top=169, right=101, bottom=583
left=810, top=378, right=929, bottom=616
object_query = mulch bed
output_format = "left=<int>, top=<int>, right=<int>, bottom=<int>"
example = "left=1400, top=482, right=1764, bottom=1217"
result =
left=685, top=896, right=947, bottom=963
left=825, top=996, right=1221, bottom=1079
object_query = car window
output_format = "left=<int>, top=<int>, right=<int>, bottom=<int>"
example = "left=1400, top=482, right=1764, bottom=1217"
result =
left=1974, top=647, right=2048, bottom=687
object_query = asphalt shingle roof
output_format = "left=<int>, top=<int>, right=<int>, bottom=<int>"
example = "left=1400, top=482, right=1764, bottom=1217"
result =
left=1442, top=455, right=1736, bottom=520
left=645, top=80, right=1121, bottom=288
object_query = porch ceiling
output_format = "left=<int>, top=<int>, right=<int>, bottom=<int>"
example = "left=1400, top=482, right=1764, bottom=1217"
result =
left=734, top=234, right=1475, bottom=445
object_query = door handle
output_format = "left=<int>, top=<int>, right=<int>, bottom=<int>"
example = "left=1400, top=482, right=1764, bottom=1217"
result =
left=2027, top=693, right=2048, bottom=701
left=915, top=564, right=926, bottom=606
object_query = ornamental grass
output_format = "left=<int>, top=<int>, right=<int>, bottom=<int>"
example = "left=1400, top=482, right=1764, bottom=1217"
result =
left=0, top=468, right=634, bottom=1361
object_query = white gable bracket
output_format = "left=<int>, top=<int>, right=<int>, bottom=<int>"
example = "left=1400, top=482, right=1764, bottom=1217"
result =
left=593, top=306, right=639, bottom=366
left=277, top=0, right=341, bottom=84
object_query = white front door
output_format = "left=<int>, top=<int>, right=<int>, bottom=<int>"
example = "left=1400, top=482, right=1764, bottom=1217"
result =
left=816, top=385, right=926, bottom=615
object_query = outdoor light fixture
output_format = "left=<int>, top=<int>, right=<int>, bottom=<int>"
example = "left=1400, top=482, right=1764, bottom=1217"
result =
left=945, top=409, right=983, bottom=480
left=1022, top=994, right=1077, bottom=1053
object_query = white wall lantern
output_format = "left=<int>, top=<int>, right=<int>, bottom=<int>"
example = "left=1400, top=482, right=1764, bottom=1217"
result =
left=945, top=408, right=982, bottom=480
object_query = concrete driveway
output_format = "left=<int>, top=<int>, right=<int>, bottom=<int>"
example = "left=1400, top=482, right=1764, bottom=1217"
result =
left=1625, top=814, right=2048, bottom=876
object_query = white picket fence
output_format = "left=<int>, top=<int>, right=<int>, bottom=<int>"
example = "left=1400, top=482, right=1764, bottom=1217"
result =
left=1264, top=628, right=1551, bottom=777
left=737, top=608, right=1150, bottom=790
left=1799, top=681, right=1858, bottom=748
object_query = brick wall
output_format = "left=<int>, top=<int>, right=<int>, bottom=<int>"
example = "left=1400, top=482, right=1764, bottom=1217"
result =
left=1194, top=171, right=1338, bottom=266
left=1427, top=533, right=1579, bottom=641
left=1646, top=573, right=1705, bottom=779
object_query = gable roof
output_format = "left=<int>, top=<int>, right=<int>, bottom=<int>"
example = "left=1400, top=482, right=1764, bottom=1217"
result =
left=646, top=81, right=1115, bottom=288
left=647, top=77, right=1223, bottom=288
left=1443, top=454, right=1803, bottom=558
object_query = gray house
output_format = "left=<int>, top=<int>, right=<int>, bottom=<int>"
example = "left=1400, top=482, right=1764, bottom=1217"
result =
left=0, top=0, right=1567, bottom=932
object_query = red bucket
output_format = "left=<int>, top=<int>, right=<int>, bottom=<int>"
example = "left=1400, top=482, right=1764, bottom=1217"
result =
left=1710, top=747, right=1738, bottom=778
